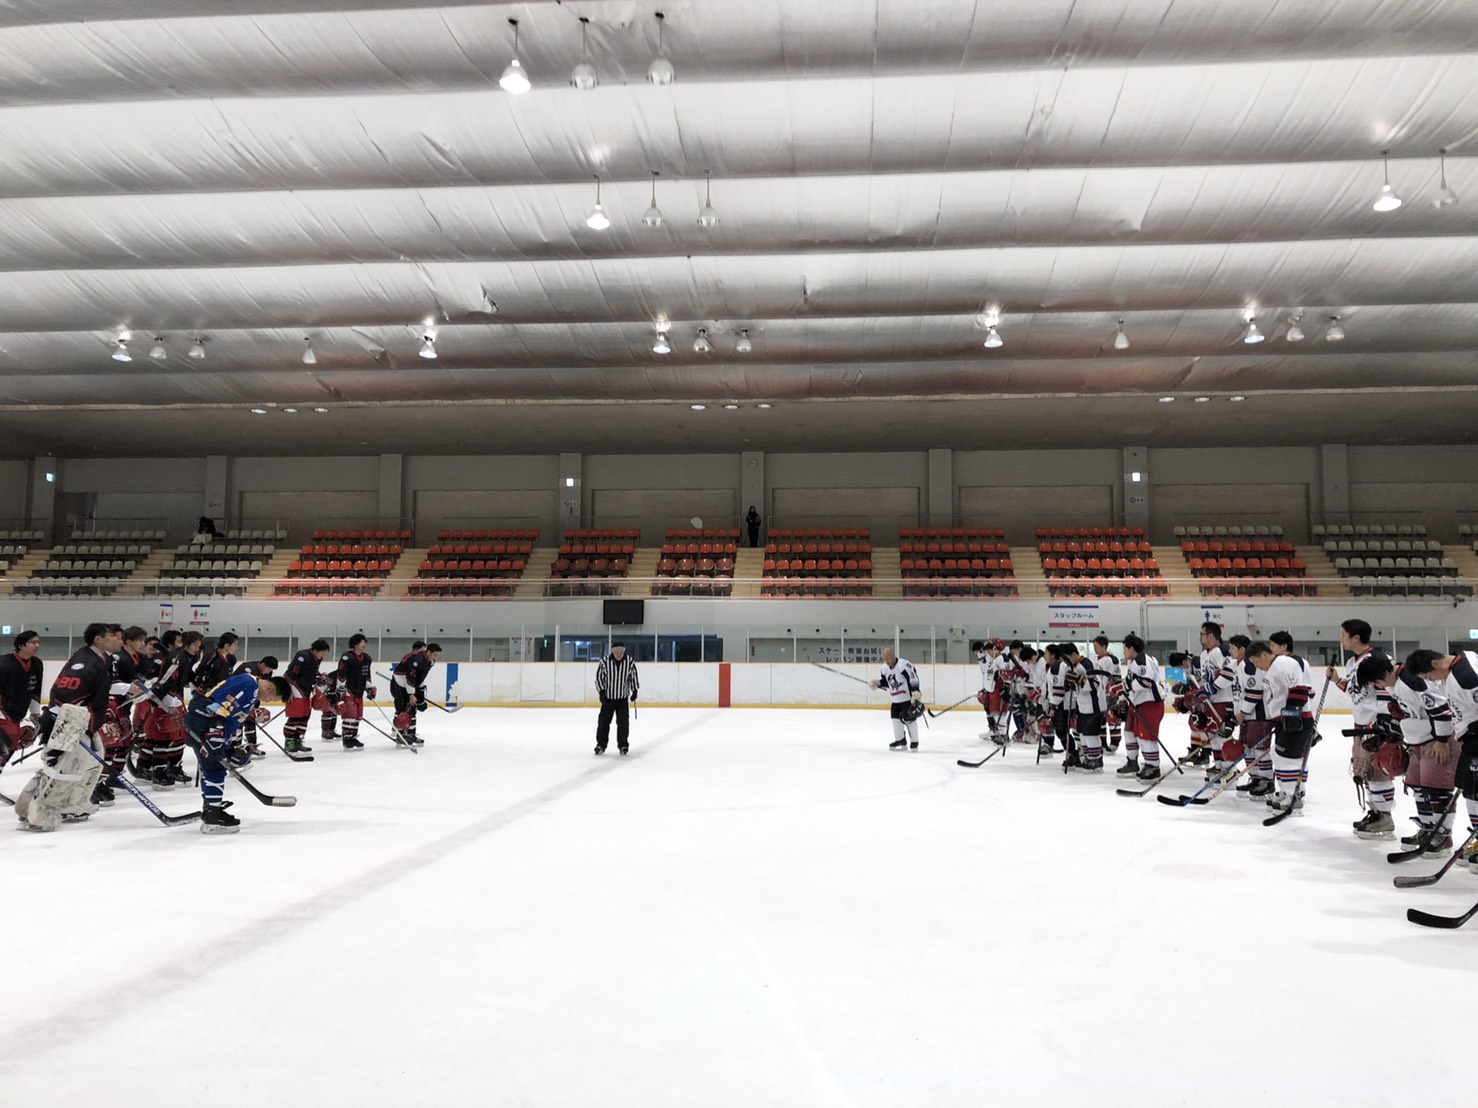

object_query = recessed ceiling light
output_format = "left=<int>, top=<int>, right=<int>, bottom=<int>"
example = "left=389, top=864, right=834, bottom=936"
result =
left=1157, top=396, right=1175, bottom=403
left=313, top=407, right=329, bottom=413
left=1193, top=396, right=1211, bottom=402
left=250, top=408, right=267, bottom=415
left=722, top=403, right=739, bottom=410
left=283, top=407, right=298, bottom=414
left=756, top=402, right=773, bottom=409
left=690, top=403, right=706, bottom=411
left=1229, top=395, right=1246, bottom=402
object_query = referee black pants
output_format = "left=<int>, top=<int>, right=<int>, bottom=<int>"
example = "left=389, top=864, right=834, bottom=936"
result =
left=596, top=698, right=630, bottom=751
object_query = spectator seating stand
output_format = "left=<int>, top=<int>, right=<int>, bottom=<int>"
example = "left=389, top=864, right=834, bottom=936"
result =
left=547, top=528, right=639, bottom=596
left=1035, top=526, right=1165, bottom=598
left=761, top=527, right=872, bottom=597
left=409, top=530, right=538, bottom=598
left=900, top=526, right=1016, bottom=597
left=274, top=529, right=410, bottom=597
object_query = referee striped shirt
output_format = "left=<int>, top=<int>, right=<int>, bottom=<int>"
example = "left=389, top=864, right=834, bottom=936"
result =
left=595, top=654, right=639, bottom=701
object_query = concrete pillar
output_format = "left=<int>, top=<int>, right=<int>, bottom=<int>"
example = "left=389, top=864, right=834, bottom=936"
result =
left=28, top=457, right=56, bottom=540
left=558, top=453, right=583, bottom=535
left=204, top=455, right=228, bottom=525
left=927, top=448, right=953, bottom=527
left=378, top=453, right=404, bottom=528
left=1122, top=446, right=1149, bottom=531
left=1319, top=444, right=1350, bottom=525
left=740, top=451, right=765, bottom=532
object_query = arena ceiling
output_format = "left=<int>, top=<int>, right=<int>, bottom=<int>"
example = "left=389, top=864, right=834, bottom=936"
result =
left=0, top=0, right=1475, bottom=457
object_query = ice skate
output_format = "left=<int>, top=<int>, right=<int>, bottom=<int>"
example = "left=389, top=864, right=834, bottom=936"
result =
left=1136, top=762, right=1162, bottom=782
left=1116, top=757, right=1139, bottom=776
left=1352, top=809, right=1395, bottom=841
left=200, top=801, right=241, bottom=835
left=888, top=738, right=908, bottom=750
left=1421, top=830, right=1454, bottom=858
left=342, top=735, right=365, bottom=751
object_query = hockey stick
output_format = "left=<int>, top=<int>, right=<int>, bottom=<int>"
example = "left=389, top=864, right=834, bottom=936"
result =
left=1406, top=899, right=1478, bottom=930
left=1393, top=826, right=1478, bottom=889
left=927, top=691, right=982, bottom=719
left=956, top=745, right=1005, bottom=769
left=256, top=720, right=314, bottom=763
left=376, top=673, right=461, bottom=713
left=1122, top=698, right=1187, bottom=777
left=1387, top=789, right=1462, bottom=863
left=74, top=740, right=200, bottom=826
left=1156, top=739, right=1271, bottom=806
left=225, top=764, right=296, bottom=807
left=1262, top=674, right=1334, bottom=828
left=361, top=711, right=419, bottom=752
left=809, top=662, right=875, bottom=687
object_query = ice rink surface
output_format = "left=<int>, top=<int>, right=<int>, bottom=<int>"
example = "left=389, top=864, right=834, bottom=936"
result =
left=3, top=706, right=1475, bottom=1108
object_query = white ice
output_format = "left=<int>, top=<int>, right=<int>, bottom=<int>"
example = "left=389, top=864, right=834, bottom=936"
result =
left=2, top=707, right=1474, bottom=1108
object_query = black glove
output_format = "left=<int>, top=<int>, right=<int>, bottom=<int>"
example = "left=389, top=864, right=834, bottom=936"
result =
left=415, top=687, right=428, bottom=711
left=226, top=740, right=252, bottom=769
left=630, top=690, right=638, bottom=703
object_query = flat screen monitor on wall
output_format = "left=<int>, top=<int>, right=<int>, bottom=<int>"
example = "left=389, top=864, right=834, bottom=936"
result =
left=603, top=599, right=646, bottom=626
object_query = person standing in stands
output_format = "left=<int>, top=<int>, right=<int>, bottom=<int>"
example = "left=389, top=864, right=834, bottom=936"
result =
left=594, top=642, right=639, bottom=756
left=745, top=506, right=762, bottom=548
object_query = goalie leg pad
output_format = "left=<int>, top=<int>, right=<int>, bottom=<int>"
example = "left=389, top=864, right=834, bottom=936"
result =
left=16, top=705, right=102, bottom=831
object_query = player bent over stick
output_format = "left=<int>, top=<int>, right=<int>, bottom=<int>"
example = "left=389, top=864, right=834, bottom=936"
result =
left=873, top=648, right=924, bottom=750
left=185, top=671, right=292, bottom=834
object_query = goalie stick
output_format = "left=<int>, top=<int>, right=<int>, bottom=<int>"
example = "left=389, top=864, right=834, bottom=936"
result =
left=1406, top=898, right=1478, bottom=930
left=1262, top=674, right=1334, bottom=828
left=73, top=740, right=201, bottom=826
left=225, top=764, right=296, bottom=807
left=1387, top=790, right=1462, bottom=864
left=1393, top=826, right=1478, bottom=889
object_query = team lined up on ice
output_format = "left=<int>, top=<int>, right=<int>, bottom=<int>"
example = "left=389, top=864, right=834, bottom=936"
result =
left=0, top=625, right=444, bottom=834
left=877, top=622, right=1478, bottom=868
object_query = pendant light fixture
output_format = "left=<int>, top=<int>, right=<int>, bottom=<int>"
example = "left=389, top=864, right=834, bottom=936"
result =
left=1371, top=149, right=1402, bottom=212
left=499, top=18, right=532, bottom=95
left=697, top=169, right=719, bottom=227
left=570, top=16, right=597, bottom=90
left=585, top=176, right=611, bottom=231
left=648, top=11, right=675, bottom=85
left=642, top=171, right=664, bottom=227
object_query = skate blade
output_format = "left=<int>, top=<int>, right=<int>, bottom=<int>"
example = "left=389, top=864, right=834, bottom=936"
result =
left=200, top=824, right=241, bottom=835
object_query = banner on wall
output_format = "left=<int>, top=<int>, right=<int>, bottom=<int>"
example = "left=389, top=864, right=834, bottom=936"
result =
left=445, top=662, right=460, bottom=707
left=188, top=603, right=211, bottom=627
left=1201, top=604, right=1224, bottom=626
left=158, top=602, right=174, bottom=627
left=1047, top=603, right=1100, bottom=629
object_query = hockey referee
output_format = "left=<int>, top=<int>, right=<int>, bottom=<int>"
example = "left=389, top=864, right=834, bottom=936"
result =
left=594, top=642, right=639, bottom=755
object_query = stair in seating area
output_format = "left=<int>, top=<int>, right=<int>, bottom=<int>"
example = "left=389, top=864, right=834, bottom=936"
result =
left=1443, top=545, right=1478, bottom=588
left=1009, top=547, right=1045, bottom=597
left=1151, top=545, right=1201, bottom=600
left=731, top=548, right=765, bottom=597
left=0, top=548, right=51, bottom=596
left=513, top=549, right=557, bottom=598
left=621, top=548, right=660, bottom=595
left=113, top=548, right=178, bottom=597
left=1296, top=545, right=1350, bottom=597
left=869, top=549, right=901, bottom=597
left=246, top=548, right=301, bottom=598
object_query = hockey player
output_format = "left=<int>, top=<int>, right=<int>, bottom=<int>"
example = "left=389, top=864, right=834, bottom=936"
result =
left=94, top=626, right=149, bottom=805
left=1016, top=646, right=1052, bottom=751
left=972, top=639, right=1007, bottom=745
left=0, top=630, right=44, bottom=763
left=332, top=634, right=375, bottom=752
left=1043, top=644, right=1071, bottom=758
left=282, top=638, right=331, bottom=755
left=14, top=623, right=120, bottom=831
left=1005, top=641, right=1031, bottom=737
left=593, top=642, right=639, bottom=755
left=1062, top=644, right=1113, bottom=772
left=231, top=656, right=279, bottom=758
left=1186, top=623, right=1237, bottom=769
left=1119, top=634, right=1167, bottom=780
left=185, top=669, right=292, bottom=834
left=872, top=647, right=923, bottom=750
left=135, top=630, right=204, bottom=788
left=191, top=632, right=238, bottom=696
left=1406, top=649, right=1478, bottom=869
left=1359, top=651, right=1457, bottom=855
left=1246, top=640, right=1317, bottom=814
left=1326, top=620, right=1396, bottom=839
left=1091, top=635, right=1123, bottom=754
left=1225, top=635, right=1273, bottom=798
left=391, top=641, right=441, bottom=747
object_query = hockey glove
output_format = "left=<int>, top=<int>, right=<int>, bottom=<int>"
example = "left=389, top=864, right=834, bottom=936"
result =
left=415, top=688, right=428, bottom=711
left=226, top=741, right=253, bottom=770
left=366, top=685, right=378, bottom=700
left=630, top=690, right=638, bottom=702
left=253, top=706, right=272, bottom=725
left=1218, top=712, right=1236, bottom=740
left=1169, top=682, right=1189, bottom=698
